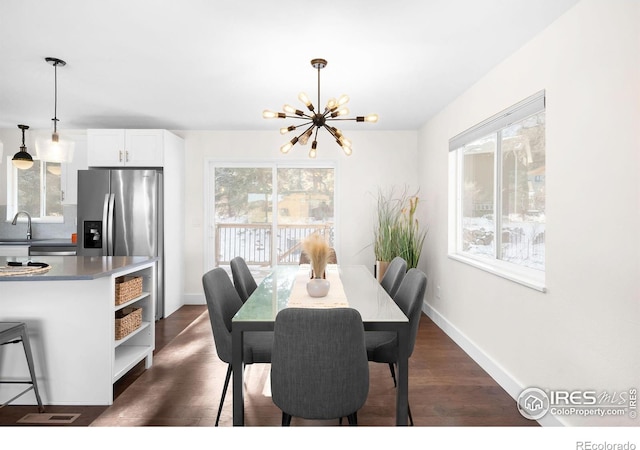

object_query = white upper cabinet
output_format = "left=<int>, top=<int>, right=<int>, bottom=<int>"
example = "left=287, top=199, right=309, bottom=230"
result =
left=87, top=129, right=165, bottom=167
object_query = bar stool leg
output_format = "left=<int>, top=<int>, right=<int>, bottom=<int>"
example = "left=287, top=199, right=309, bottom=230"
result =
left=19, top=328, right=44, bottom=413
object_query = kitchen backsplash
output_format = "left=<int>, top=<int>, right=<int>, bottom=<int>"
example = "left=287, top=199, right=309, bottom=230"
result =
left=0, top=205, right=77, bottom=240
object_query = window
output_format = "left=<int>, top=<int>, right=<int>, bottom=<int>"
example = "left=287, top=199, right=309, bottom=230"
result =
left=7, top=159, right=63, bottom=222
left=449, top=91, right=545, bottom=290
left=210, top=163, right=335, bottom=268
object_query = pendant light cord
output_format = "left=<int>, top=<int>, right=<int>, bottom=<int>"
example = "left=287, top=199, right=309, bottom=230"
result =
left=53, top=61, right=58, bottom=133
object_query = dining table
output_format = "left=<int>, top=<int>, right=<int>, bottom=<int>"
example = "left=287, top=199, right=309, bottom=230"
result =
left=231, top=264, right=410, bottom=426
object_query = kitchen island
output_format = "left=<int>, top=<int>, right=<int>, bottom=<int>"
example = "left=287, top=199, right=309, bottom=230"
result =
left=0, top=255, right=156, bottom=406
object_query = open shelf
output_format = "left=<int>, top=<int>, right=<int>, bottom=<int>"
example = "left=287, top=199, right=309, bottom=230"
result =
left=114, top=292, right=150, bottom=311
left=113, top=343, right=153, bottom=382
left=114, top=320, right=150, bottom=347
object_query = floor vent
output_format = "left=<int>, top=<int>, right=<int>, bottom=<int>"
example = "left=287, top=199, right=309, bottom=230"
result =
left=17, top=413, right=80, bottom=424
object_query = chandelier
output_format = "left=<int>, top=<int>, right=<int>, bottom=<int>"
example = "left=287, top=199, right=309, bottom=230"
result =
left=263, top=58, right=378, bottom=158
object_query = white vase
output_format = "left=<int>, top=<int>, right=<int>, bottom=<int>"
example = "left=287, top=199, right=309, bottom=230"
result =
left=306, top=278, right=330, bottom=298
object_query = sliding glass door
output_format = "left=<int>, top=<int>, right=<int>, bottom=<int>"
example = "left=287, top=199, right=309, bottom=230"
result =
left=209, top=163, right=335, bottom=268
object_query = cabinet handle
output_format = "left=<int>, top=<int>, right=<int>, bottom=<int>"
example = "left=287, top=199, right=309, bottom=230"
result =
left=119, top=150, right=123, bottom=162
left=61, top=190, right=65, bottom=201
left=126, top=151, right=129, bottom=162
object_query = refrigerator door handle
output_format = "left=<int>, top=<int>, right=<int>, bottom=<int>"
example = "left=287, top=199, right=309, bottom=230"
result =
left=101, top=193, right=110, bottom=257
left=106, top=193, right=116, bottom=256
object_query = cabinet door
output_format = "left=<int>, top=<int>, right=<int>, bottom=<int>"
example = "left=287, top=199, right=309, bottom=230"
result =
left=87, top=129, right=126, bottom=167
left=0, top=245, right=30, bottom=256
left=125, top=130, right=164, bottom=167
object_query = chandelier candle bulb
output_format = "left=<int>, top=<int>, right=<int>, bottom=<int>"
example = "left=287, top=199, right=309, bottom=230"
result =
left=283, top=104, right=305, bottom=116
left=280, top=126, right=296, bottom=135
left=331, top=107, right=349, bottom=118
left=263, top=110, right=285, bottom=119
left=298, top=92, right=313, bottom=110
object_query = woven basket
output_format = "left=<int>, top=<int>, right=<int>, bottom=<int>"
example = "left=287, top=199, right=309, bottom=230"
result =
left=115, top=276, right=143, bottom=305
left=115, top=307, right=142, bottom=340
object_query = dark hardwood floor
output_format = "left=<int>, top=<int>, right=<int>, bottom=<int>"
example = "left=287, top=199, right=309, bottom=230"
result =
left=0, top=304, right=536, bottom=427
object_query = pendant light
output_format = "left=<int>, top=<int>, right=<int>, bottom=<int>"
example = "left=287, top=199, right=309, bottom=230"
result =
left=12, top=125, right=34, bottom=170
left=35, top=57, right=74, bottom=163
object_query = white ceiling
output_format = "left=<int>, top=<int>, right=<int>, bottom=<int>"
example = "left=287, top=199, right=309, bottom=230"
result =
left=0, top=0, right=579, bottom=133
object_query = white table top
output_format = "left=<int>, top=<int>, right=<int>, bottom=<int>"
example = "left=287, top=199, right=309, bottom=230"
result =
left=233, top=264, right=408, bottom=325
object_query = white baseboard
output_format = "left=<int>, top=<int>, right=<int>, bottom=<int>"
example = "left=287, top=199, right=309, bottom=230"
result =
left=182, top=293, right=205, bottom=305
left=422, top=301, right=563, bottom=427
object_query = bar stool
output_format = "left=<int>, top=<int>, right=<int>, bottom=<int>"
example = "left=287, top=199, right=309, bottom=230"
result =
left=0, top=322, right=45, bottom=412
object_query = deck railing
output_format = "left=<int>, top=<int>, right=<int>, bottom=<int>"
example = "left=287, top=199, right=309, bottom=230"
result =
left=215, top=223, right=334, bottom=266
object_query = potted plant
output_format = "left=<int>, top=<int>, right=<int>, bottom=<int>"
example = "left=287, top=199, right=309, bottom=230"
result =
left=373, top=186, right=427, bottom=280
left=301, top=233, right=331, bottom=297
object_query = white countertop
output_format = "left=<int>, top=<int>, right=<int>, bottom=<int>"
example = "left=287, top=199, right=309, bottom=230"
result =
left=0, top=255, right=157, bottom=281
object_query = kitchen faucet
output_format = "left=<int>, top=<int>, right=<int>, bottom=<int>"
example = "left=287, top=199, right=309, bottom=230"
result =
left=11, top=211, right=32, bottom=240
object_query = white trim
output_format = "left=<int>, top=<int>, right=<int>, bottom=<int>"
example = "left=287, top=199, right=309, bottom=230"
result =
left=448, top=253, right=546, bottom=292
left=449, top=90, right=545, bottom=151
left=183, top=293, right=205, bottom=305
left=422, top=301, right=563, bottom=427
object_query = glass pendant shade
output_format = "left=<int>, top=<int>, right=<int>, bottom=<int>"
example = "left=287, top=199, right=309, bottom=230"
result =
left=12, top=151, right=34, bottom=169
left=35, top=132, right=75, bottom=163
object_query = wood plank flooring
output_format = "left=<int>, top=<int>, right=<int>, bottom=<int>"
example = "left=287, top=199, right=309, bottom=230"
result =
left=0, top=305, right=536, bottom=427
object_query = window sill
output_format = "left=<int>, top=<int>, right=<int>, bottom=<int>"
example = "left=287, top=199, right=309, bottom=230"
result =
left=448, top=253, right=546, bottom=292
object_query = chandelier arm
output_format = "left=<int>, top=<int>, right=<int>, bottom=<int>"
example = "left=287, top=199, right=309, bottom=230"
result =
left=297, top=124, right=316, bottom=140
left=323, top=125, right=340, bottom=141
left=284, top=114, right=314, bottom=120
left=288, top=120, right=314, bottom=130
left=325, top=117, right=359, bottom=122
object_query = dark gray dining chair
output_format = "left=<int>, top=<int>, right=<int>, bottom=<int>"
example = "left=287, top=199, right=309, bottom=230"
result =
left=380, top=256, right=407, bottom=298
left=230, top=256, right=257, bottom=303
left=202, top=267, right=273, bottom=426
left=378, top=256, right=408, bottom=390
left=271, top=307, right=369, bottom=426
left=365, top=267, right=427, bottom=426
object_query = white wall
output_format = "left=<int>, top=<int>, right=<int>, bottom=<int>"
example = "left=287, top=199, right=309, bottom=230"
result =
left=179, top=130, right=418, bottom=302
left=417, top=0, right=639, bottom=426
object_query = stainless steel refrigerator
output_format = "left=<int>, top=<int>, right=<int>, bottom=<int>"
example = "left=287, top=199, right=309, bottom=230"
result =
left=77, top=169, right=164, bottom=320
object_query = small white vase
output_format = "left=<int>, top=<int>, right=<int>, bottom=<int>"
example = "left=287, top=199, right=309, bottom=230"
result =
left=306, top=278, right=330, bottom=298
